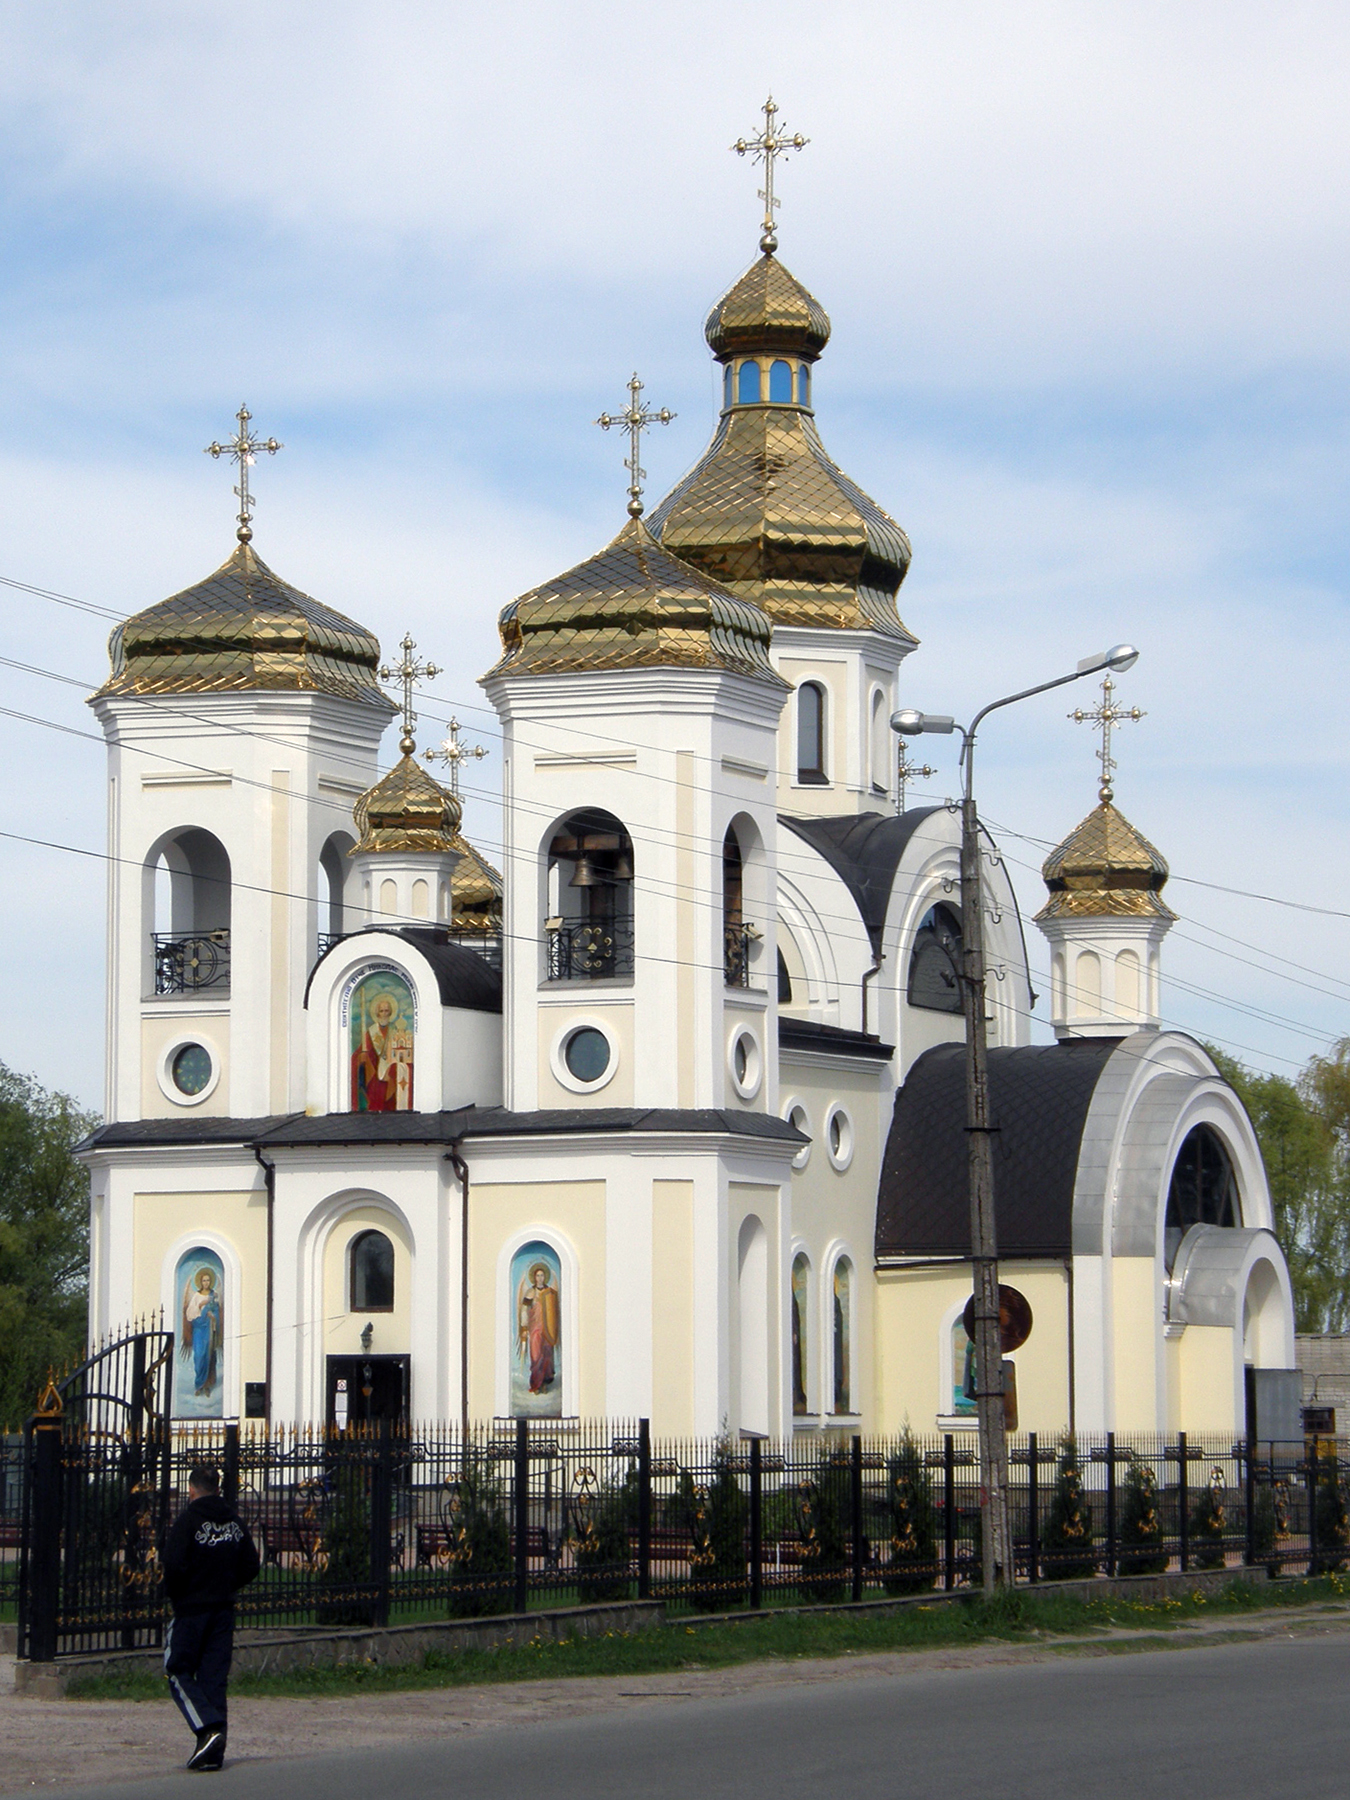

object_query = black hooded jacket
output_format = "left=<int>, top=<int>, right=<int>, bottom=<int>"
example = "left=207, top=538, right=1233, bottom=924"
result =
left=163, top=1494, right=261, bottom=1613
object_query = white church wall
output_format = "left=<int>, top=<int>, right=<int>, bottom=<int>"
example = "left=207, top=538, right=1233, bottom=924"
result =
left=442, top=1008, right=502, bottom=1110
left=323, top=1203, right=412, bottom=1360
left=771, top=626, right=910, bottom=819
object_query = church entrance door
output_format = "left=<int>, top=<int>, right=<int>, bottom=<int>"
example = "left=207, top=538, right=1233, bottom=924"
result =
left=326, top=1355, right=409, bottom=1429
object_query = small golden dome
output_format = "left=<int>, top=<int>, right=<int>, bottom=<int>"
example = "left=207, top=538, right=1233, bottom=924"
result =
left=1035, top=801, right=1177, bottom=922
left=704, top=253, right=831, bottom=362
left=486, top=514, right=786, bottom=685
left=95, top=540, right=387, bottom=704
left=352, top=755, right=461, bottom=856
left=448, top=834, right=503, bottom=931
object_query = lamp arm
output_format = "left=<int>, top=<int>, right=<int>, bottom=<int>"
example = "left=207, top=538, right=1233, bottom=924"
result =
left=960, top=663, right=1111, bottom=799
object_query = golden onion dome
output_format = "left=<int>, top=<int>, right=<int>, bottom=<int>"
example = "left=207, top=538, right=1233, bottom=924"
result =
left=1035, top=801, right=1176, bottom=922
left=447, top=834, right=503, bottom=930
left=486, top=514, right=786, bottom=685
left=704, top=252, right=832, bottom=362
left=351, top=754, right=462, bottom=856
left=94, top=540, right=388, bottom=704
left=649, top=254, right=914, bottom=641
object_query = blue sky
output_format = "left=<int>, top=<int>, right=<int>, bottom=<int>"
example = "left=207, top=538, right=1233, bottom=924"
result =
left=2, top=1, right=1348, bottom=1108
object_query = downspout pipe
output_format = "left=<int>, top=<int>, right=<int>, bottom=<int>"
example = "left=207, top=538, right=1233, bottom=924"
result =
left=861, top=947, right=885, bottom=1038
left=253, top=1145, right=276, bottom=1427
left=446, top=1143, right=470, bottom=1437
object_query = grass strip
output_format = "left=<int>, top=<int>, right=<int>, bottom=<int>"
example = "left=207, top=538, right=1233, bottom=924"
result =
left=64, top=1574, right=1350, bottom=1703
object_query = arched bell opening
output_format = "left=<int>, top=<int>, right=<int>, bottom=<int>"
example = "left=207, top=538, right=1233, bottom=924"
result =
left=144, top=826, right=233, bottom=996
left=1165, top=1124, right=1240, bottom=1269
left=544, top=808, right=635, bottom=981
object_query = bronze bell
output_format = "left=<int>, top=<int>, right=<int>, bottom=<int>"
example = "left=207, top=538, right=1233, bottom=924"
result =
left=569, top=851, right=600, bottom=888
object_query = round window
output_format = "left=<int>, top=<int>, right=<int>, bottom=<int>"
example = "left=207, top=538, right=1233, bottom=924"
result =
left=787, top=1103, right=811, bottom=1170
left=728, top=1028, right=762, bottom=1098
left=825, top=1106, right=854, bottom=1171
left=734, top=1038, right=749, bottom=1083
left=564, top=1027, right=611, bottom=1084
left=171, top=1043, right=213, bottom=1096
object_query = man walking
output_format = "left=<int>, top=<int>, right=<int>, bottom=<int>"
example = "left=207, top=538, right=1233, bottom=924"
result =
left=163, top=1462, right=260, bottom=1771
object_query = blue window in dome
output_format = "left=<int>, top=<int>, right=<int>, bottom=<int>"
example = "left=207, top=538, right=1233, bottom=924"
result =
left=798, top=363, right=811, bottom=405
left=769, top=359, right=793, bottom=403
left=723, top=365, right=733, bottom=409
left=737, top=360, right=761, bottom=404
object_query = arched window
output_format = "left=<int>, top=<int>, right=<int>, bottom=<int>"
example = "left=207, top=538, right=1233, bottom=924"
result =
left=798, top=364, right=811, bottom=406
left=349, top=1228, right=395, bottom=1311
left=346, top=968, right=416, bottom=1112
left=1115, top=948, right=1141, bottom=1015
left=318, top=833, right=353, bottom=950
left=723, top=825, right=748, bottom=986
left=510, top=1239, right=562, bottom=1418
left=546, top=808, right=635, bottom=980
left=791, top=1254, right=810, bottom=1415
left=149, top=828, right=233, bottom=995
left=737, top=359, right=761, bottom=404
left=769, top=359, right=793, bottom=402
left=870, top=689, right=889, bottom=793
left=777, top=948, right=793, bottom=1003
left=797, top=682, right=827, bottom=784
left=723, top=364, right=733, bottom=409
left=1165, top=1125, right=1240, bottom=1267
left=907, top=904, right=963, bottom=1013
left=173, top=1246, right=225, bottom=1420
left=832, top=1259, right=852, bottom=1414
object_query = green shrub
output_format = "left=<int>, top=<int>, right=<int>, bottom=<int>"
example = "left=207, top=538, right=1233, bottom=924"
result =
left=680, top=1445, right=747, bottom=1612
left=1188, top=1466, right=1228, bottom=1570
left=797, top=1452, right=850, bottom=1604
left=317, top=1457, right=374, bottom=1626
left=884, top=1431, right=936, bottom=1594
left=571, top=1466, right=635, bottom=1603
left=441, top=1450, right=512, bottom=1617
left=1117, top=1456, right=1168, bottom=1575
left=1042, top=1437, right=1095, bottom=1579
left=1312, top=1457, right=1350, bottom=1573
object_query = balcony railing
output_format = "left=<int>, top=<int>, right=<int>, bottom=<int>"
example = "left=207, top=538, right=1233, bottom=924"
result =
left=153, top=930, right=231, bottom=995
left=545, top=917, right=634, bottom=981
left=724, top=921, right=759, bottom=988
left=316, top=928, right=503, bottom=972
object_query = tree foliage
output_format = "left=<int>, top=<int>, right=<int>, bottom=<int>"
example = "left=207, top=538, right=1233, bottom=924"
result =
left=1207, top=1041, right=1350, bottom=1334
left=0, top=1062, right=98, bottom=1426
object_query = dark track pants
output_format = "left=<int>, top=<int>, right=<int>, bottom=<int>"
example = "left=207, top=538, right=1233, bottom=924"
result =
left=164, top=1607, right=234, bottom=1733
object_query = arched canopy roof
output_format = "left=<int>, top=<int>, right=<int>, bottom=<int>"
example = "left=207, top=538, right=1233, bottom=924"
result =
left=304, top=925, right=502, bottom=1015
left=782, top=808, right=943, bottom=954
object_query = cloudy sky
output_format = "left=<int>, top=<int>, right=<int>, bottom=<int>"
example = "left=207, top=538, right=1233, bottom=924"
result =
left=2, top=1, right=1348, bottom=1110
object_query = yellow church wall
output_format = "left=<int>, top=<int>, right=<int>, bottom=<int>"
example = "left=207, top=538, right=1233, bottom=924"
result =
left=140, top=1014, right=231, bottom=1118
left=874, top=1262, right=1071, bottom=1436
left=132, top=1190, right=267, bottom=1389
left=535, top=1002, right=635, bottom=1108
left=1111, top=1258, right=1160, bottom=1433
left=651, top=1179, right=694, bottom=1436
left=469, top=1180, right=607, bottom=1418
left=323, top=1205, right=413, bottom=1358
left=1176, top=1327, right=1238, bottom=1436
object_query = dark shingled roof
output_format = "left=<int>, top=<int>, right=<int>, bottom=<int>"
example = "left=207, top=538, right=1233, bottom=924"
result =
left=303, top=926, right=502, bottom=1014
left=876, top=1038, right=1122, bottom=1259
left=780, top=808, right=944, bottom=952
left=80, top=1107, right=805, bottom=1155
left=778, top=1019, right=894, bottom=1060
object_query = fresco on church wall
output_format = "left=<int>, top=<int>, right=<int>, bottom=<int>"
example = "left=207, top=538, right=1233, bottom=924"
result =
left=953, top=1317, right=977, bottom=1416
left=791, top=1255, right=809, bottom=1415
left=832, top=1260, right=851, bottom=1413
left=347, top=968, right=415, bottom=1111
left=175, top=1247, right=224, bottom=1419
left=511, top=1240, right=562, bottom=1418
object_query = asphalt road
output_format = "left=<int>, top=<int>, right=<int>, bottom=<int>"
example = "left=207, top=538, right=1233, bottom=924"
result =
left=22, top=1633, right=1350, bottom=1800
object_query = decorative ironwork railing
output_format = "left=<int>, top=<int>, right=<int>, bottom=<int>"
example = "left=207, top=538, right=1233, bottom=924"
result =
left=545, top=917, right=635, bottom=980
left=152, top=930, right=231, bottom=994
left=316, top=929, right=502, bottom=971
left=724, top=921, right=758, bottom=988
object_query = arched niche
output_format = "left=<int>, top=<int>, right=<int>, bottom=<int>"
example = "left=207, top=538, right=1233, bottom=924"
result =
left=319, top=831, right=355, bottom=946
left=143, top=826, right=232, bottom=996
left=1165, top=1123, right=1240, bottom=1269
left=736, top=1214, right=769, bottom=1436
left=791, top=1251, right=811, bottom=1416
left=544, top=807, right=635, bottom=981
left=723, top=813, right=768, bottom=989
left=907, top=903, right=963, bottom=1014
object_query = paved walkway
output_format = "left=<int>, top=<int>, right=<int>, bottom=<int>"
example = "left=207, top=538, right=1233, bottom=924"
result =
left=4, top=1602, right=1350, bottom=1794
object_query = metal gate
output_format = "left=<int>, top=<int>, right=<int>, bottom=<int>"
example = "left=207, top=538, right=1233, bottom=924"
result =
left=18, top=1327, right=173, bottom=1660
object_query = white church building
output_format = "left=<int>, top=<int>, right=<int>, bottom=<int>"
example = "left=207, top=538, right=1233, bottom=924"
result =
left=78, top=214, right=1295, bottom=1445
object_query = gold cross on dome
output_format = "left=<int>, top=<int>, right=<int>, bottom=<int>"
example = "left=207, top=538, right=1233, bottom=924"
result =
left=596, top=374, right=675, bottom=519
left=732, top=95, right=808, bottom=253
left=204, top=405, right=283, bottom=544
left=425, top=717, right=489, bottom=799
left=379, top=633, right=441, bottom=757
left=897, top=742, right=938, bottom=813
left=1070, top=674, right=1144, bottom=805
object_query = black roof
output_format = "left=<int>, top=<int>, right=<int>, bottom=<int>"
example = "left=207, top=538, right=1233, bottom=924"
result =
left=80, top=1107, right=805, bottom=1155
left=303, top=926, right=502, bottom=1014
left=780, top=808, right=944, bottom=952
left=876, top=1038, right=1122, bottom=1259
left=778, top=1018, right=894, bottom=1060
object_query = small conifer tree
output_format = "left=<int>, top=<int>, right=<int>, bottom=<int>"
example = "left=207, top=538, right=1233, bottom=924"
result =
left=1117, top=1455, right=1168, bottom=1575
left=1042, top=1437, right=1096, bottom=1579
left=572, top=1466, right=635, bottom=1602
left=884, top=1430, right=936, bottom=1594
left=1312, top=1454, right=1350, bottom=1574
left=1188, top=1465, right=1228, bottom=1570
left=443, top=1446, right=512, bottom=1617
left=684, top=1444, right=748, bottom=1612
left=317, top=1454, right=374, bottom=1625
left=797, top=1452, right=850, bottom=1603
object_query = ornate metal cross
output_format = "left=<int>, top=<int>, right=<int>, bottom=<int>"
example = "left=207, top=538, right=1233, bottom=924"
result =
left=379, top=633, right=442, bottom=756
left=1070, top=674, right=1144, bottom=805
left=896, top=742, right=938, bottom=813
left=596, top=374, right=675, bottom=519
left=425, top=717, right=489, bottom=798
left=732, top=95, right=808, bottom=253
left=204, top=405, right=283, bottom=544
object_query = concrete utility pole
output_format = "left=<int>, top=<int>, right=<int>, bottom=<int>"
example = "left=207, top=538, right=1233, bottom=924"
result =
left=893, top=642, right=1139, bottom=1592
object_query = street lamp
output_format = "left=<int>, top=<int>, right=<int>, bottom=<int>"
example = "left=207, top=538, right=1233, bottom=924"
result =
left=892, top=644, right=1139, bottom=1592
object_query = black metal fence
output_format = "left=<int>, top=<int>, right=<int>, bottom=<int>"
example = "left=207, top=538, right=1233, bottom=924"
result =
left=18, top=1405, right=1350, bottom=1656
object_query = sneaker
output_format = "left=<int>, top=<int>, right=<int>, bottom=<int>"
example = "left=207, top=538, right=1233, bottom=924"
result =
left=187, top=1727, right=226, bottom=1771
